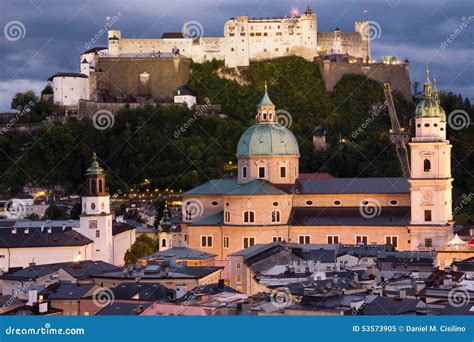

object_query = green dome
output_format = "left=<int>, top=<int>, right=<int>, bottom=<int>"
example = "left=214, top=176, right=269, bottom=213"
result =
left=415, top=97, right=446, bottom=122
left=236, top=124, right=300, bottom=157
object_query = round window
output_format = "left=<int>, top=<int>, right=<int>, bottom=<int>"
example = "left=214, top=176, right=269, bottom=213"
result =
left=434, top=123, right=438, bottom=127
left=273, top=201, right=279, bottom=207
left=417, top=124, right=421, bottom=127
left=225, top=202, right=230, bottom=207
left=91, top=202, right=96, bottom=210
left=333, top=200, right=341, bottom=206
left=424, top=123, right=430, bottom=127
left=305, top=200, right=313, bottom=206
left=390, top=199, right=399, bottom=206
left=211, top=201, right=219, bottom=207
left=361, top=200, right=369, bottom=205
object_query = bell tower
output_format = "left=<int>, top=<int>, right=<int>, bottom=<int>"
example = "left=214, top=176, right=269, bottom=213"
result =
left=256, top=82, right=276, bottom=124
left=408, top=66, right=453, bottom=249
left=77, top=153, right=113, bottom=263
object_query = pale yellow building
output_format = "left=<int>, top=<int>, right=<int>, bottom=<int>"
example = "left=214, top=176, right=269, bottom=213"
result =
left=179, top=72, right=453, bottom=260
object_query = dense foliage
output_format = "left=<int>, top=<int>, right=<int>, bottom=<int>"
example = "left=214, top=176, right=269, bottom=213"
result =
left=0, top=57, right=472, bottom=223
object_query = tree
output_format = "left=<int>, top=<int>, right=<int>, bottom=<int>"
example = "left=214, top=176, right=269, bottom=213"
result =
left=124, top=235, right=158, bottom=265
left=44, top=204, right=68, bottom=220
left=24, top=213, right=40, bottom=220
left=69, top=202, right=82, bottom=219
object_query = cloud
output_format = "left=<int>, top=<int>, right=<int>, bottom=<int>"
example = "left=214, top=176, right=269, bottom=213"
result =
left=0, top=79, right=46, bottom=112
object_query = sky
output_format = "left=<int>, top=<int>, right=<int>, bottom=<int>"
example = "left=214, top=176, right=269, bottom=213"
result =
left=0, top=0, right=473, bottom=111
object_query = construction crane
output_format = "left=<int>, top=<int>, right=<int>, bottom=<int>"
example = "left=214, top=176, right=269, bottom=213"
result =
left=383, top=82, right=411, bottom=177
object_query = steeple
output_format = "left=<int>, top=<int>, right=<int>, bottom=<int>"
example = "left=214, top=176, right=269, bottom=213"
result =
left=256, top=81, right=276, bottom=123
left=159, top=205, right=172, bottom=232
left=423, top=65, right=432, bottom=98
left=432, top=77, right=439, bottom=104
left=85, top=152, right=106, bottom=196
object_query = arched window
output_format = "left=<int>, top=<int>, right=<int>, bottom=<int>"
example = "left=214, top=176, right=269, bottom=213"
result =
left=244, top=211, right=255, bottom=223
left=271, top=210, right=281, bottom=223
left=98, top=179, right=103, bottom=193
left=161, top=239, right=167, bottom=247
left=424, top=159, right=431, bottom=172
left=90, top=179, right=96, bottom=193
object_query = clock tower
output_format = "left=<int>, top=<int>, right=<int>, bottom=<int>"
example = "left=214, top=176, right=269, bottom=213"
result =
left=77, top=153, right=113, bottom=263
left=409, top=67, right=453, bottom=249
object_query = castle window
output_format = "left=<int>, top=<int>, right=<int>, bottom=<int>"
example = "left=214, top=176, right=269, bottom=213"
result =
left=327, top=235, right=339, bottom=244
left=423, top=159, right=431, bottom=172
left=280, top=166, right=287, bottom=178
left=271, top=210, right=281, bottom=223
left=272, top=236, right=283, bottom=242
left=201, top=235, right=213, bottom=248
left=95, top=230, right=100, bottom=238
left=243, top=211, right=255, bottom=223
left=299, top=235, right=311, bottom=244
left=424, top=210, right=432, bottom=222
left=356, top=236, right=368, bottom=245
left=223, top=236, right=230, bottom=248
left=242, top=166, right=247, bottom=179
left=224, top=211, right=230, bottom=223
left=258, top=167, right=265, bottom=178
left=385, top=236, right=398, bottom=248
left=243, top=237, right=255, bottom=249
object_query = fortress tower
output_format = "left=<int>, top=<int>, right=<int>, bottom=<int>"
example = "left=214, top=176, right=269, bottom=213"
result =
left=409, top=67, right=453, bottom=248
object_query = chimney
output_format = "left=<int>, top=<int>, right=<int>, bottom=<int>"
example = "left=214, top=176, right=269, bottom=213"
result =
left=27, top=289, right=38, bottom=306
left=442, top=275, right=453, bottom=288
left=218, top=279, right=225, bottom=289
left=175, top=284, right=187, bottom=299
left=333, top=274, right=339, bottom=285
left=399, top=289, right=407, bottom=298
left=38, top=301, right=48, bottom=313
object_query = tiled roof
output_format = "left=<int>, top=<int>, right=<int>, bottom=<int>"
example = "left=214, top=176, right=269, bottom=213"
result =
left=362, top=296, right=420, bottom=315
left=109, top=282, right=174, bottom=301
left=47, top=72, right=88, bottom=81
left=295, top=177, right=409, bottom=194
left=96, top=302, right=151, bottom=316
left=190, top=211, right=223, bottom=226
left=96, top=265, right=223, bottom=280
left=41, top=283, right=96, bottom=300
left=176, top=282, right=240, bottom=303
left=146, top=247, right=216, bottom=260
left=0, top=226, right=92, bottom=248
left=184, top=178, right=239, bottom=195
left=1, top=260, right=120, bottom=281
left=225, top=180, right=288, bottom=195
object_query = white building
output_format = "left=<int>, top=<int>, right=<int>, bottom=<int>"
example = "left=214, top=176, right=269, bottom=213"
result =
left=48, top=71, right=90, bottom=107
left=106, top=7, right=369, bottom=68
left=0, top=154, right=136, bottom=272
left=174, top=87, right=196, bottom=109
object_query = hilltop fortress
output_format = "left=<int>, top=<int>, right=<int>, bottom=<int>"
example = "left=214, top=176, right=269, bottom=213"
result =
left=106, top=7, right=370, bottom=68
left=47, top=7, right=411, bottom=112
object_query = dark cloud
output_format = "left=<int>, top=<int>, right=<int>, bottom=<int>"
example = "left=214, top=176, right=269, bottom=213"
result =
left=1, top=0, right=472, bottom=110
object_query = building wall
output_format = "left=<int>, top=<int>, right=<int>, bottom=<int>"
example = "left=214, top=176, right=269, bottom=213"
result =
left=0, top=245, right=91, bottom=273
left=317, top=60, right=412, bottom=101
left=237, top=156, right=299, bottom=184
left=113, top=229, right=136, bottom=266
left=94, top=55, right=191, bottom=100
left=52, top=76, right=90, bottom=106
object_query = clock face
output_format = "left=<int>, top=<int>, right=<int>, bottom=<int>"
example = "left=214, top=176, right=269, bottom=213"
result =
left=89, top=220, right=98, bottom=229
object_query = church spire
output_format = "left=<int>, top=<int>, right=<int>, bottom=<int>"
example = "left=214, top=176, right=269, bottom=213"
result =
left=432, top=76, right=439, bottom=104
left=85, top=152, right=106, bottom=196
left=423, top=65, right=432, bottom=98
left=256, top=81, right=276, bottom=124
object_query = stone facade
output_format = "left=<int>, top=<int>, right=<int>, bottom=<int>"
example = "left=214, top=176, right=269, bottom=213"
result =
left=106, top=8, right=369, bottom=68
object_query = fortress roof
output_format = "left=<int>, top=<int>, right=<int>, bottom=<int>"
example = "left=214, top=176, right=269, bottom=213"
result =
left=47, top=72, right=88, bottom=81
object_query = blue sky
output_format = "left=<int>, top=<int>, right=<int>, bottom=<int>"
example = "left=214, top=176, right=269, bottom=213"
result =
left=1, top=0, right=472, bottom=111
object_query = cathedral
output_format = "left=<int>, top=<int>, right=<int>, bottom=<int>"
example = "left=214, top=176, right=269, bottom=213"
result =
left=172, top=70, right=453, bottom=259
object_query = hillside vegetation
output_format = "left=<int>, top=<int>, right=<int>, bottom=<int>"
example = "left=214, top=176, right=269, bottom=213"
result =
left=0, top=57, right=472, bottom=223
